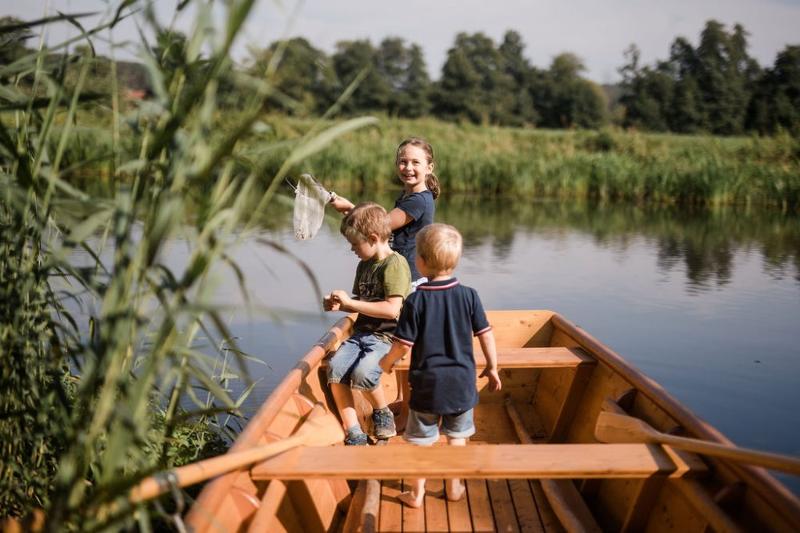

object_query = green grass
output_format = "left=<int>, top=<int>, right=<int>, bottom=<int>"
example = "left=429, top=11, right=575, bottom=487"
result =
left=244, top=116, right=800, bottom=210
left=31, top=104, right=800, bottom=210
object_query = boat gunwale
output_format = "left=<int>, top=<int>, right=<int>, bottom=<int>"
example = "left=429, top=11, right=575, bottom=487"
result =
left=551, top=311, right=800, bottom=524
left=185, top=315, right=354, bottom=526
left=188, top=310, right=800, bottom=529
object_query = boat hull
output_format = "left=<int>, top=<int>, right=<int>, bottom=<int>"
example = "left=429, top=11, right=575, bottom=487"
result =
left=187, top=310, right=800, bottom=532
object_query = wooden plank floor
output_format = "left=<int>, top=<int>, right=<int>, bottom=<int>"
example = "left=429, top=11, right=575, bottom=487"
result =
left=371, top=398, right=561, bottom=531
left=375, top=477, right=564, bottom=532
left=374, top=423, right=563, bottom=533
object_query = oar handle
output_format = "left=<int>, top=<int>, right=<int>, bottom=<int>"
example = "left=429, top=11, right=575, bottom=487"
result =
left=660, top=434, right=800, bottom=476
left=130, top=434, right=304, bottom=503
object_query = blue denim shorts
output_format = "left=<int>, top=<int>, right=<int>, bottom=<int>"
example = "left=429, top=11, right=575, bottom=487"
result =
left=403, top=408, right=475, bottom=445
left=326, top=331, right=390, bottom=391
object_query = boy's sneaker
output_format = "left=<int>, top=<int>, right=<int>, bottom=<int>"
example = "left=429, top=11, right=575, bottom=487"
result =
left=344, top=429, right=369, bottom=446
left=372, top=407, right=397, bottom=439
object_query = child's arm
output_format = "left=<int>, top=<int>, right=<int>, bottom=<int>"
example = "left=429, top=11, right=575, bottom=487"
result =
left=388, top=208, right=414, bottom=230
left=477, top=329, right=502, bottom=392
left=329, top=197, right=411, bottom=231
left=330, top=290, right=403, bottom=320
left=379, top=341, right=410, bottom=374
left=329, top=195, right=354, bottom=214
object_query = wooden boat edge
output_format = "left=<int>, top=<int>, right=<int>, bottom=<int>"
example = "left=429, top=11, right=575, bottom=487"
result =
left=186, top=309, right=800, bottom=530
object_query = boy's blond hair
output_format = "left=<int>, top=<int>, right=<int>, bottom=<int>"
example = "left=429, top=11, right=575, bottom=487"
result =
left=340, top=202, right=392, bottom=242
left=416, top=223, right=462, bottom=272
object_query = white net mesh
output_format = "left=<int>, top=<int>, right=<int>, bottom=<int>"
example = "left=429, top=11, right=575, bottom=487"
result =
left=292, top=173, right=332, bottom=240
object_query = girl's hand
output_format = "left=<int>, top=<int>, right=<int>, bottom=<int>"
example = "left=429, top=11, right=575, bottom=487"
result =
left=480, top=367, right=502, bottom=392
left=330, top=289, right=352, bottom=311
left=322, top=293, right=340, bottom=312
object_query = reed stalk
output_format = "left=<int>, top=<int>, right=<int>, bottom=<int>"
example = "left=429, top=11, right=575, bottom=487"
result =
left=0, top=2, right=375, bottom=529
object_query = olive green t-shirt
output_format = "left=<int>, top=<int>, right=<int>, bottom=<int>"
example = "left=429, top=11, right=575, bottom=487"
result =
left=351, top=251, right=411, bottom=340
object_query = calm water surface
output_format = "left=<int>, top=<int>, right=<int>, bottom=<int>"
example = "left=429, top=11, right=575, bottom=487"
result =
left=169, top=197, right=800, bottom=492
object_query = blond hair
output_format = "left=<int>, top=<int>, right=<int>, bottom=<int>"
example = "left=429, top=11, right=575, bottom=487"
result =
left=340, top=202, right=392, bottom=242
left=416, top=223, right=462, bottom=272
left=396, top=137, right=441, bottom=199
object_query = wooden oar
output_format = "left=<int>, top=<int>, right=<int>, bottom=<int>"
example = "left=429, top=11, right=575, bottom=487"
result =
left=130, top=404, right=344, bottom=503
left=595, top=411, right=800, bottom=476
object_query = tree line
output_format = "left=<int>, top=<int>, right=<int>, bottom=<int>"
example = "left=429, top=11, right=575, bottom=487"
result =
left=246, top=20, right=799, bottom=134
left=619, top=21, right=800, bottom=135
left=2, top=15, right=798, bottom=135
left=250, top=30, right=608, bottom=129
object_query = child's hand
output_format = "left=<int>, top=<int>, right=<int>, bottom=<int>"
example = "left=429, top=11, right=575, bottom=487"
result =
left=329, top=195, right=354, bottom=214
left=379, top=356, right=394, bottom=374
left=330, top=289, right=352, bottom=311
left=322, top=293, right=340, bottom=312
left=480, top=367, right=502, bottom=392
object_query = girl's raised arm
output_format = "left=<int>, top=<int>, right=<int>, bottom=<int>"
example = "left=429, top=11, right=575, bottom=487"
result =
left=329, top=195, right=355, bottom=214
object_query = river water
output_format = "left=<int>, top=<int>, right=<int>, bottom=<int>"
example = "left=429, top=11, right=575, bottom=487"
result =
left=157, top=196, right=800, bottom=493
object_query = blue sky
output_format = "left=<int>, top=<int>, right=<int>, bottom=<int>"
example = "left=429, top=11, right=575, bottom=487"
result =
left=4, top=0, right=800, bottom=83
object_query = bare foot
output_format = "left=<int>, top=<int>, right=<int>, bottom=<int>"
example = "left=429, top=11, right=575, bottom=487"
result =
left=397, top=490, right=425, bottom=508
left=446, top=480, right=465, bottom=502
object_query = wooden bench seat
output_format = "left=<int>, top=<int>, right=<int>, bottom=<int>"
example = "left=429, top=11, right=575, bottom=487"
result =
left=321, top=346, right=595, bottom=370
left=397, top=346, right=594, bottom=370
left=250, top=443, right=682, bottom=481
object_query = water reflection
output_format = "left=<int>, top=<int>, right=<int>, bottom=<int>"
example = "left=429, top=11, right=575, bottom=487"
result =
left=430, top=196, right=800, bottom=291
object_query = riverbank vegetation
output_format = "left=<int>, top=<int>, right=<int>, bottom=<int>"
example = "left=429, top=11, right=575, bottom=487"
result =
left=255, top=117, right=800, bottom=209
left=0, top=3, right=372, bottom=529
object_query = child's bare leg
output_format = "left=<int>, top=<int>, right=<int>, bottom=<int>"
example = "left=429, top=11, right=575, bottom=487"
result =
left=445, top=437, right=466, bottom=501
left=362, top=383, right=388, bottom=410
left=330, top=383, right=360, bottom=430
left=391, top=372, right=410, bottom=432
left=398, top=478, right=426, bottom=508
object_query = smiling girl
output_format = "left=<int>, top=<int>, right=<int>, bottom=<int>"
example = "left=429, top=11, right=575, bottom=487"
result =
left=330, top=137, right=441, bottom=282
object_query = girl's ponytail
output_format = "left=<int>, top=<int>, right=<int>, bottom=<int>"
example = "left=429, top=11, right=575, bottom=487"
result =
left=426, top=173, right=440, bottom=200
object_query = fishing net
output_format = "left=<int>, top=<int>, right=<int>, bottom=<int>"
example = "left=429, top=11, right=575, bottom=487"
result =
left=291, top=173, right=334, bottom=240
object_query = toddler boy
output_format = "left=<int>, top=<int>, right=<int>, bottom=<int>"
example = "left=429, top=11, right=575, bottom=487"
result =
left=380, top=223, right=501, bottom=506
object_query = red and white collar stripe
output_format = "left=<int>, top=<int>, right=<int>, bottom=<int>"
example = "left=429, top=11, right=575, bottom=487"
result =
left=417, top=279, right=460, bottom=291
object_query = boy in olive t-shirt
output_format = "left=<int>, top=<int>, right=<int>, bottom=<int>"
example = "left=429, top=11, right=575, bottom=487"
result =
left=324, top=203, right=411, bottom=445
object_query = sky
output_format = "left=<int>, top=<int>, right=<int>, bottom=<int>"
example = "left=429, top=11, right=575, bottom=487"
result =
left=4, top=0, right=800, bottom=83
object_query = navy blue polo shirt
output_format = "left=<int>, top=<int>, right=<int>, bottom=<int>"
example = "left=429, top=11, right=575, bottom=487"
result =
left=393, top=278, right=492, bottom=414
left=391, top=190, right=434, bottom=281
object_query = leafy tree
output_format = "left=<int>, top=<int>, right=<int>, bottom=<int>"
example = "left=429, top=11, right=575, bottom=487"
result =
left=434, top=32, right=515, bottom=124
left=331, top=39, right=389, bottom=113
left=747, top=45, right=800, bottom=134
left=498, top=30, right=537, bottom=126
left=249, top=37, right=335, bottom=115
left=666, top=37, right=703, bottom=132
left=376, top=38, right=431, bottom=117
left=538, top=53, right=607, bottom=128
left=433, top=34, right=483, bottom=122
left=401, top=44, right=432, bottom=117
left=693, top=21, right=758, bottom=134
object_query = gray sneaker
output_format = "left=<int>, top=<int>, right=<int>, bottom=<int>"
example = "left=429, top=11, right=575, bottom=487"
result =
left=345, top=429, right=369, bottom=446
left=372, top=407, right=397, bottom=439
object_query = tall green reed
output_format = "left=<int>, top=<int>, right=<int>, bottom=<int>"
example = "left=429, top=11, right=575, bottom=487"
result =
left=1, top=2, right=375, bottom=529
left=249, top=116, right=800, bottom=210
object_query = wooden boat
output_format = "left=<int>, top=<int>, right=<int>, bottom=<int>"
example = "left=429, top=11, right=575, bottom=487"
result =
left=186, top=310, right=800, bottom=532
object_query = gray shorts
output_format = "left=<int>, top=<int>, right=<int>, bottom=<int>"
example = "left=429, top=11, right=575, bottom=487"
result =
left=403, top=408, right=475, bottom=445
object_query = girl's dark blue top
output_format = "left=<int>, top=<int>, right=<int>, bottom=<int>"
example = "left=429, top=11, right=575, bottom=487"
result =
left=391, top=189, right=434, bottom=280
left=392, top=278, right=492, bottom=414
